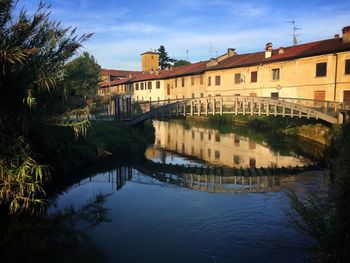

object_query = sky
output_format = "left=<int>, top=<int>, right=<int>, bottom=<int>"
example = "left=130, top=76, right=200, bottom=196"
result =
left=18, top=0, right=350, bottom=70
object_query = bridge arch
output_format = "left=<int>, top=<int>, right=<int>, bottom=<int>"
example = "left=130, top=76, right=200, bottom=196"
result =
left=128, top=96, right=339, bottom=125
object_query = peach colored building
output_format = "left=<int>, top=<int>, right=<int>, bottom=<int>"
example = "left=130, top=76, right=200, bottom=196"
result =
left=99, top=26, right=350, bottom=104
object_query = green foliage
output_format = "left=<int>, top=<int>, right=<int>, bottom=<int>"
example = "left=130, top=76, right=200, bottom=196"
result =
left=64, top=52, right=101, bottom=98
left=287, top=191, right=343, bottom=261
left=0, top=0, right=92, bottom=214
left=287, top=123, right=350, bottom=262
left=0, top=133, right=49, bottom=214
left=157, top=45, right=175, bottom=69
left=173, top=60, right=191, bottom=67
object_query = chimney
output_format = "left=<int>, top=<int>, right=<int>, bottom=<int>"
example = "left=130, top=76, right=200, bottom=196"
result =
left=334, top=34, right=340, bottom=39
left=342, top=26, right=350, bottom=43
left=278, top=47, right=284, bottom=54
left=265, top=42, right=272, bottom=58
left=227, top=48, right=236, bottom=55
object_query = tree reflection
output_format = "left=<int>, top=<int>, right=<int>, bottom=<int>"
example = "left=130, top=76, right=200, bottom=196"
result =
left=0, top=193, right=111, bottom=262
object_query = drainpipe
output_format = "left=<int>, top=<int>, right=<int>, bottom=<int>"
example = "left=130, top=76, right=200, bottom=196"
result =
left=334, top=53, right=338, bottom=102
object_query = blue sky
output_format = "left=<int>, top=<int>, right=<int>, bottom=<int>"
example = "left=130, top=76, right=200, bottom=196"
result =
left=19, top=0, right=350, bottom=70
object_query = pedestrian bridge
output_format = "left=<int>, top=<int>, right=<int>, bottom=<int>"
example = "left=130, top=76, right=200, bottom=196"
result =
left=127, top=96, right=345, bottom=125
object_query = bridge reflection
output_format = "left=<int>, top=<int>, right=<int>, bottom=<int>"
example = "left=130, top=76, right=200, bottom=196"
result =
left=79, top=163, right=314, bottom=194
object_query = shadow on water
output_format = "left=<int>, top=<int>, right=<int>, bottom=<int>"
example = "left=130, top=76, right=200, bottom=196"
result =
left=0, top=193, right=111, bottom=263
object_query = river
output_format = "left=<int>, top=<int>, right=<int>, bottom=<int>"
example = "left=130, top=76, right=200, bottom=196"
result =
left=1, top=120, right=328, bottom=262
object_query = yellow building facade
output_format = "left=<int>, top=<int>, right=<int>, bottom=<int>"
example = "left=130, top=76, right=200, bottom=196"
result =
left=99, top=26, right=350, bottom=104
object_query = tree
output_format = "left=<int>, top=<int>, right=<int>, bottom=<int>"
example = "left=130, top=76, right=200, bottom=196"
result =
left=173, top=60, right=191, bottom=67
left=0, top=0, right=92, bottom=214
left=157, top=45, right=175, bottom=69
left=64, top=52, right=101, bottom=98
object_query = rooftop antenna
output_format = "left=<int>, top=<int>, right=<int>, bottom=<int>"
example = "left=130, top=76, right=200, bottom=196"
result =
left=287, top=20, right=301, bottom=45
left=186, top=49, right=189, bottom=61
left=209, top=42, right=217, bottom=58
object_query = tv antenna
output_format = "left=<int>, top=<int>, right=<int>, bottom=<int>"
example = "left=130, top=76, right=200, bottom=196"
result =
left=186, top=49, right=189, bottom=61
left=209, top=42, right=217, bottom=58
left=287, top=20, right=301, bottom=45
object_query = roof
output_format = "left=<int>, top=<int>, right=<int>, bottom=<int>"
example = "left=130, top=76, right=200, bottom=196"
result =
left=206, top=37, right=350, bottom=71
left=99, top=35, right=350, bottom=88
left=100, top=69, right=142, bottom=77
left=141, top=51, right=159, bottom=55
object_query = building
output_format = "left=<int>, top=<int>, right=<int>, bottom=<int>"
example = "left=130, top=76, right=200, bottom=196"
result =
left=99, top=26, right=350, bottom=104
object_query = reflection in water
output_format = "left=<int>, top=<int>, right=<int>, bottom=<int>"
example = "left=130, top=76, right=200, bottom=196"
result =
left=148, top=120, right=313, bottom=169
left=66, top=163, right=312, bottom=194
left=0, top=194, right=111, bottom=262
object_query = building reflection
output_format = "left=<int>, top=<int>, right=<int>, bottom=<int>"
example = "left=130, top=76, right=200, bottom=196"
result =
left=149, top=120, right=311, bottom=169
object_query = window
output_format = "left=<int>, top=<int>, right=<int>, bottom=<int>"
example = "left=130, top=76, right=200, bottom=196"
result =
left=345, top=60, right=350, bottom=74
left=200, top=75, right=204, bottom=84
left=215, top=151, right=220, bottom=160
left=136, top=83, right=139, bottom=90
left=181, top=78, right=185, bottom=87
left=233, top=155, right=240, bottom=165
left=192, top=131, right=195, bottom=139
left=156, top=81, right=160, bottom=89
left=208, top=149, right=211, bottom=157
left=316, top=62, right=327, bottom=77
left=175, top=78, right=178, bottom=88
left=215, top=76, right=221, bottom=86
left=208, top=76, right=211, bottom=86
left=249, top=158, right=256, bottom=168
left=249, top=140, right=256, bottom=149
left=215, top=134, right=220, bottom=142
left=234, top=135, right=240, bottom=145
left=200, top=93, right=204, bottom=98
left=251, top=71, right=258, bottom=82
left=148, top=82, right=152, bottom=89
left=234, top=73, right=241, bottom=84
left=191, top=76, right=195, bottom=85
left=141, top=83, right=144, bottom=90
left=200, top=132, right=204, bottom=141
left=192, top=93, right=195, bottom=98
left=272, top=68, right=280, bottom=80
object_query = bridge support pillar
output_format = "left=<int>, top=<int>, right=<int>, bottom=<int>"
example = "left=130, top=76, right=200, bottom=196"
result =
left=213, top=99, right=216, bottom=115
left=205, top=100, right=208, bottom=115
left=198, top=100, right=201, bottom=116
left=220, top=98, right=223, bottom=115
left=235, top=98, right=238, bottom=115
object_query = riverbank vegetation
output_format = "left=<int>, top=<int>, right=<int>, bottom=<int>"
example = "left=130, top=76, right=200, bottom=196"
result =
left=0, top=1, right=154, bottom=214
left=287, top=122, right=350, bottom=262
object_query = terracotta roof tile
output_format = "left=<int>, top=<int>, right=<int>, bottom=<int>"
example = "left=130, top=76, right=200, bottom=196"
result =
left=99, top=36, right=350, bottom=87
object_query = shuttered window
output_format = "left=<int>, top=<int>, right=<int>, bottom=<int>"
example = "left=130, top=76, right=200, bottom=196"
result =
left=316, top=62, right=327, bottom=77
left=234, top=73, right=241, bottom=84
left=345, top=60, right=350, bottom=75
left=208, top=76, right=211, bottom=86
left=251, top=71, right=258, bottom=82
left=215, top=76, right=221, bottom=86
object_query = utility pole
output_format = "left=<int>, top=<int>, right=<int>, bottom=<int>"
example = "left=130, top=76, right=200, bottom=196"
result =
left=287, top=20, right=301, bottom=46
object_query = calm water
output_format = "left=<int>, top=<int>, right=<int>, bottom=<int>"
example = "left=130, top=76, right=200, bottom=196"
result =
left=2, top=120, right=328, bottom=262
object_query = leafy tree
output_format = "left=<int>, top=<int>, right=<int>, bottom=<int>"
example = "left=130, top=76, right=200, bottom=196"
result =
left=0, top=0, right=92, bottom=214
left=157, top=45, right=175, bottom=69
left=64, top=52, right=101, bottom=98
left=173, top=60, right=191, bottom=67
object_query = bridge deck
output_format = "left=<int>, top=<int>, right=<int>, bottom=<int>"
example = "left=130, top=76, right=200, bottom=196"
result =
left=126, top=96, right=339, bottom=125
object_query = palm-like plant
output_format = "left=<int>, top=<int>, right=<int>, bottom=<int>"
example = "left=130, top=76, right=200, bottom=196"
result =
left=0, top=0, right=93, bottom=214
